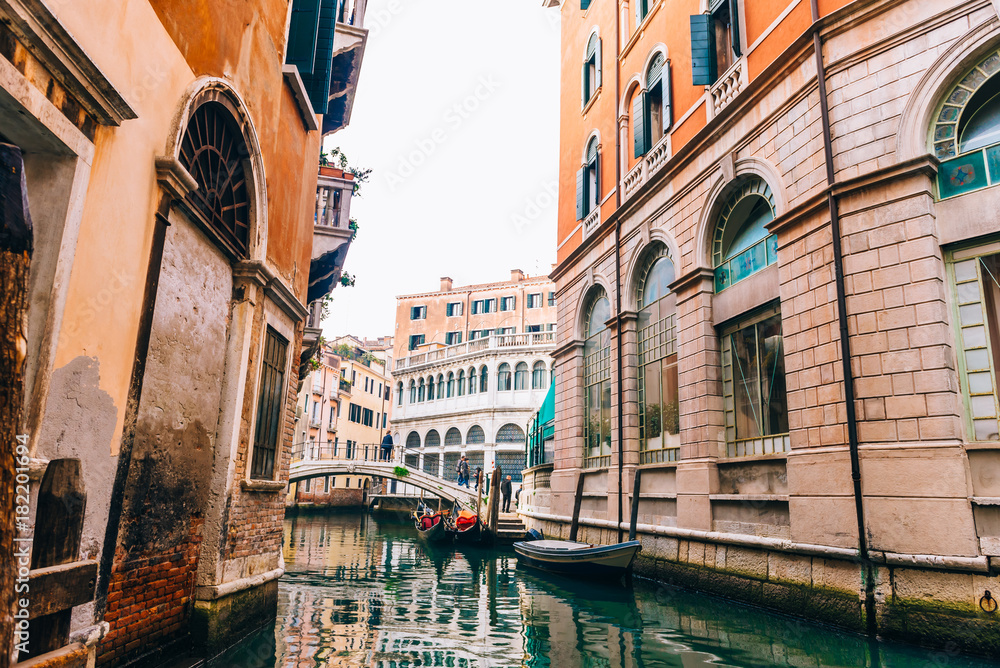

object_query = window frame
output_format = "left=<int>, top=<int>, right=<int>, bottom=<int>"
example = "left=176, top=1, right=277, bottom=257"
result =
left=250, top=326, right=290, bottom=481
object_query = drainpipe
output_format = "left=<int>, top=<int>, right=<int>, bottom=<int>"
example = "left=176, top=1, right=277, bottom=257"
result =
left=614, top=0, right=625, bottom=544
left=809, top=0, right=876, bottom=635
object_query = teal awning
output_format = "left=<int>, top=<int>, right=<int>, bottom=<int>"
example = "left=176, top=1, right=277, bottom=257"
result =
left=538, top=383, right=554, bottom=425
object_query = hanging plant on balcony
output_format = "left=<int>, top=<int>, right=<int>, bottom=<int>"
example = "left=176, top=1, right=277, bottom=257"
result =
left=326, top=146, right=372, bottom=195
left=348, top=219, right=359, bottom=240
left=340, top=272, right=356, bottom=287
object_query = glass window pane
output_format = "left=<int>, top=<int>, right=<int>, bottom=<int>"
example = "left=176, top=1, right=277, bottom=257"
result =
left=975, top=419, right=1000, bottom=441
left=958, top=280, right=983, bottom=304
left=964, top=325, right=989, bottom=349
left=968, top=348, right=992, bottom=371
left=970, top=371, right=995, bottom=395
left=971, top=394, right=998, bottom=419
left=730, top=325, right=762, bottom=441
left=602, top=381, right=612, bottom=455
left=938, top=151, right=989, bottom=199
left=758, top=314, right=788, bottom=436
left=643, top=362, right=662, bottom=449
left=955, top=259, right=979, bottom=282
left=960, top=302, right=985, bottom=325
left=662, top=356, right=680, bottom=445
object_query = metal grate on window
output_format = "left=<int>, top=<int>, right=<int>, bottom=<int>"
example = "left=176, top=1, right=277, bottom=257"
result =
left=445, top=428, right=462, bottom=446
left=423, top=453, right=440, bottom=476
left=495, top=452, right=526, bottom=483
left=406, top=431, right=420, bottom=448
left=425, top=430, right=441, bottom=448
left=497, top=423, right=526, bottom=444
left=251, top=327, right=288, bottom=479
left=444, top=453, right=461, bottom=482
left=467, top=425, right=485, bottom=444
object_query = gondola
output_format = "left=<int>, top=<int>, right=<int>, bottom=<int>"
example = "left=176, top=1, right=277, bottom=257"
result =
left=513, top=539, right=641, bottom=579
left=451, top=509, right=483, bottom=544
left=413, top=511, right=451, bottom=544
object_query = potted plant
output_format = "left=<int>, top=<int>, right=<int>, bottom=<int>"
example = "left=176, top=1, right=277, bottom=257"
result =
left=339, top=272, right=356, bottom=287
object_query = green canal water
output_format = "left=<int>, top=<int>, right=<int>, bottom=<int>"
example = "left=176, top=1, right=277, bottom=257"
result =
left=208, top=513, right=1000, bottom=667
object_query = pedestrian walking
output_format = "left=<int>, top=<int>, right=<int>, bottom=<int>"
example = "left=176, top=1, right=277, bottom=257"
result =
left=474, top=467, right=482, bottom=491
left=379, top=433, right=394, bottom=461
left=455, top=456, right=465, bottom=486
left=458, top=456, right=470, bottom=488
left=501, top=475, right=512, bottom=513
left=514, top=485, right=521, bottom=509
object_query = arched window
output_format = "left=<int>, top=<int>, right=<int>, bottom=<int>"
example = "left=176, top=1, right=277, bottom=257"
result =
left=409, top=380, right=416, bottom=404
left=532, top=361, right=547, bottom=389
left=480, top=365, right=489, bottom=393
left=497, top=423, right=526, bottom=444
left=467, top=425, right=485, bottom=444
left=497, top=363, right=512, bottom=391
left=457, top=369, right=466, bottom=396
left=633, top=55, right=672, bottom=158
left=583, top=287, right=612, bottom=468
left=582, top=32, right=602, bottom=109
left=636, top=244, right=680, bottom=463
left=427, top=375, right=435, bottom=400
left=406, top=431, right=420, bottom=449
left=418, top=378, right=425, bottom=402
left=425, top=429, right=440, bottom=448
left=437, top=373, right=445, bottom=399
left=445, top=427, right=462, bottom=446
left=179, top=102, right=251, bottom=257
left=397, top=382, right=403, bottom=406
left=447, top=372, right=455, bottom=398
left=468, top=367, right=477, bottom=394
left=577, top=136, right=600, bottom=221
left=712, top=177, right=777, bottom=292
left=514, top=362, right=529, bottom=390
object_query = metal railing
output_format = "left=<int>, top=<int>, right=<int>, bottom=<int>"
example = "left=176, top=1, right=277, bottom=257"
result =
left=396, top=331, right=556, bottom=371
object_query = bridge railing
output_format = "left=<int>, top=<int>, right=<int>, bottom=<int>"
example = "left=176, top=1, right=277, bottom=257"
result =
left=291, top=442, right=405, bottom=464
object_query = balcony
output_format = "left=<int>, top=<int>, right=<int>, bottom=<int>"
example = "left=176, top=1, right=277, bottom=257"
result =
left=395, top=331, right=557, bottom=372
left=708, top=57, right=747, bottom=119
left=323, top=0, right=369, bottom=135
left=339, top=378, right=353, bottom=394
left=308, top=168, right=355, bottom=304
left=623, top=134, right=670, bottom=202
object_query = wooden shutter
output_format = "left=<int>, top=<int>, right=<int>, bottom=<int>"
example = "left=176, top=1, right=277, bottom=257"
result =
left=594, top=150, right=601, bottom=210
left=411, top=306, right=418, bottom=319
left=635, top=0, right=645, bottom=29
left=633, top=92, right=648, bottom=158
left=581, top=59, right=588, bottom=110
left=595, top=38, right=602, bottom=90
left=576, top=167, right=585, bottom=220
left=582, top=0, right=592, bottom=8
left=300, top=0, right=338, bottom=112
left=690, top=14, right=717, bottom=86
left=663, top=61, right=674, bottom=132
left=729, top=0, right=742, bottom=57
left=286, top=0, right=322, bottom=75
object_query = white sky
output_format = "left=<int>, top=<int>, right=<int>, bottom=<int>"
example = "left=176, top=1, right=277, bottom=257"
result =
left=320, top=0, right=561, bottom=341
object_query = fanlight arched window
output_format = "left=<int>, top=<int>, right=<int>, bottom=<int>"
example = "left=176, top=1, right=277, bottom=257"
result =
left=497, top=423, right=526, bottom=444
left=582, top=32, right=602, bottom=108
left=457, top=369, right=466, bottom=396
left=418, top=378, right=426, bottom=402
left=636, top=244, right=680, bottom=463
left=634, top=53, right=672, bottom=158
left=514, top=362, right=529, bottom=390
left=532, top=361, right=547, bottom=389
left=583, top=287, right=612, bottom=467
left=425, top=430, right=440, bottom=448
left=179, top=102, right=252, bottom=257
left=436, top=373, right=445, bottom=399
left=408, top=380, right=416, bottom=404
left=396, top=382, right=403, bottom=406
left=467, top=425, right=485, bottom=444
left=935, top=52, right=1000, bottom=199
left=480, top=365, right=489, bottom=393
left=406, top=431, right=420, bottom=449
left=427, top=375, right=435, bottom=400
left=447, top=372, right=455, bottom=398
left=468, top=367, right=477, bottom=394
left=712, top=177, right=777, bottom=292
left=445, top=428, right=462, bottom=446
left=498, top=363, right=512, bottom=391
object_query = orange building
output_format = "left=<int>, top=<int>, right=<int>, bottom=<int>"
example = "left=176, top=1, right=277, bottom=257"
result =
left=531, top=0, right=1000, bottom=654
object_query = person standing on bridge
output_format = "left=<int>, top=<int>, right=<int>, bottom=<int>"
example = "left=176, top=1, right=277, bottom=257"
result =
left=501, top=475, right=512, bottom=513
left=458, top=456, right=470, bottom=488
left=380, top=433, right=394, bottom=461
left=474, top=467, right=482, bottom=491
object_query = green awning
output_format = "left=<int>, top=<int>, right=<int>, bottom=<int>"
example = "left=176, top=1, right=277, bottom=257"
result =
left=537, top=383, right=554, bottom=426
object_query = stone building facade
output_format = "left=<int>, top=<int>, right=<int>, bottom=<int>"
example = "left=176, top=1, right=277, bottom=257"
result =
left=2, top=0, right=368, bottom=665
left=392, top=273, right=557, bottom=486
left=528, top=0, right=1000, bottom=654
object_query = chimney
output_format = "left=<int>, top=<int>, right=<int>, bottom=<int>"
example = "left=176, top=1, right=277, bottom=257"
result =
left=510, top=269, right=525, bottom=282
left=440, top=277, right=453, bottom=292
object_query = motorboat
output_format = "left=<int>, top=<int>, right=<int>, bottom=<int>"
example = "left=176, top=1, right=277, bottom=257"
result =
left=513, top=539, right=641, bottom=579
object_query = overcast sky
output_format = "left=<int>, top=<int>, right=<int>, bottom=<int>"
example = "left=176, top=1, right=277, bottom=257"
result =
left=320, top=0, right=561, bottom=341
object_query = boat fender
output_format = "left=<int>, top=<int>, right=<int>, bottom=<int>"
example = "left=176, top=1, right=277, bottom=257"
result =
left=526, top=528, right=544, bottom=541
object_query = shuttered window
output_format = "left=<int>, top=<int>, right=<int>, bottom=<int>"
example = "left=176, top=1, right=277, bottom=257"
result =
left=582, top=33, right=602, bottom=109
left=633, top=91, right=649, bottom=158
left=690, top=14, right=716, bottom=86
left=579, top=136, right=600, bottom=218
left=251, top=327, right=289, bottom=480
left=286, top=0, right=322, bottom=75
left=289, top=0, right=339, bottom=113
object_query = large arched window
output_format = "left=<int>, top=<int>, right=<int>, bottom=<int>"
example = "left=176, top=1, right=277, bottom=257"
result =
left=457, top=369, right=466, bottom=396
left=396, top=382, right=403, bottom=406
left=427, top=375, right=435, bottom=400
left=712, top=177, right=777, bottom=292
left=634, top=54, right=672, bottom=159
left=408, top=380, right=416, bottom=404
left=514, top=362, right=529, bottom=390
left=418, top=378, right=426, bottom=402
left=582, top=32, right=602, bottom=109
left=577, top=136, right=600, bottom=221
left=406, top=431, right=420, bottom=449
left=935, top=53, right=1000, bottom=199
left=436, top=373, right=445, bottom=400
left=532, top=361, right=548, bottom=389
left=583, top=287, right=612, bottom=468
left=497, top=423, right=526, bottom=444
left=425, top=429, right=440, bottom=449
left=467, top=425, right=485, bottom=444
left=468, top=367, right=477, bottom=394
left=636, top=244, right=680, bottom=464
left=480, top=365, right=489, bottom=393
left=445, top=427, right=462, bottom=446
left=498, top=363, right=512, bottom=391
left=447, top=372, right=455, bottom=398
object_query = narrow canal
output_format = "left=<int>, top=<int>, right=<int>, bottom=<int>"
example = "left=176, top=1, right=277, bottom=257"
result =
left=208, top=513, right=1000, bottom=668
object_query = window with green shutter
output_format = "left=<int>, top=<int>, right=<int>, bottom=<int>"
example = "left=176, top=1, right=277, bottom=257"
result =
left=633, top=91, right=649, bottom=158
left=287, top=0, right=338, bottom=113
left=286, top=0, right=322, bottom=75
left=690, top=14, right=716, bottom=86
left=582, top=33, right=601, bottom=110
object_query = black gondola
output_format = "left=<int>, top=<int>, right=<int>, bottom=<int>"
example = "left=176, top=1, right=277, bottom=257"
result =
left=413, top=511, right=451, bottom=544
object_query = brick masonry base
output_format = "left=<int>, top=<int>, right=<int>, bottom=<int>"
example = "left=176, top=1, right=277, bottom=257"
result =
left=190, top=579, right=279, bottom=654
left=523, top=517, right=1000, bottom=658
